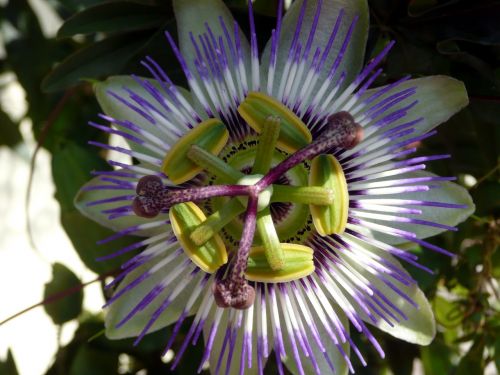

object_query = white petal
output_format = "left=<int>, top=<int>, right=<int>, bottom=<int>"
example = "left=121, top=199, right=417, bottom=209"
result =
left=354, top=170, right=474, bottom=244
left=261, top=0, right=369, bottom=97
left=338, top=235, right=436, bottom=345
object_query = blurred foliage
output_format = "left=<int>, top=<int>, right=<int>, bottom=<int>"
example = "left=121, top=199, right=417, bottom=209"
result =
left=43, top=263, right=84, bottom=325
left=0, top=0, right=498, bottom=374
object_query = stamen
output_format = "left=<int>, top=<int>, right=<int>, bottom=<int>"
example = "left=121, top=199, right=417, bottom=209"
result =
left=251, top=116, right=281, bottom=174
left=190, top=199, right=246, bottom=246
left=272, top=185, right=334, bottom=205
left=187, top=145, right=243, bottom=182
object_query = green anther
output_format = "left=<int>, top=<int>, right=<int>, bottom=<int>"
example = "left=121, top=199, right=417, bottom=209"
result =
left=256, top=208, right=285, bottom=270
left=238, top=92, right=312, bottom=153
left=162, top=119, right=229, bottom=184
left=309, top=154, right=349, bottom=236
left=187, top=145, right=243, bottom=183
left=252, top=116, right=281, bottom=174
left=272, top=185, right=334, bottom=205
left=245, top=243, right=315, bottom=283
left=189, top=199, right=246, bottom=246
left=169, top=202, right=228, bottom=273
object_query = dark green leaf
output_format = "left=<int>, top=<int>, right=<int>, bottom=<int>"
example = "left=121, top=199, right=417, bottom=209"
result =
left=58, top=1, right=170, bottom=37
left=42, top=32, right=150, bottom=92
left=471, top=181, right=500, bottom=217
left=0, top=110, right=21, bottom=147
left=52, top=143, right=136, bottom=273
left=43, top=263, right=84, bottom=325
left=421, top=339, right=454, bottom=375
left=52, top=143, right=109, bottom=212
left=61, top=211, right=137, bottom=274
left=456, top=339, right=485, bottom=375
left=69, top=346, right=118, bottom=375
left=0, top=349, right=19, bottom=375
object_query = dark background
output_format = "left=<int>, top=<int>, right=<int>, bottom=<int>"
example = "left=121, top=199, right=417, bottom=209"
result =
left=0, top=0, right=498, bottom=374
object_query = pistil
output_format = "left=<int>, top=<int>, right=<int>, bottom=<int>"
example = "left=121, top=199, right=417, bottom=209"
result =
left=213, top=195, right=258, bottom=309
left=132, top=175, right=251, bottom=218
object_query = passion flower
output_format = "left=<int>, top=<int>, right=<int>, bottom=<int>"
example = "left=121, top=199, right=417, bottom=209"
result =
left=76, top=0, right=474, bottom=373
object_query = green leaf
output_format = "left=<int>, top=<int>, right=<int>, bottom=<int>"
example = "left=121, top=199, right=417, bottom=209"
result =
left=58, top=1, right=170, bottom=37
left=433, top=295, right=464, bottom=328
left=0, top=110, right=21, bottom=147
left=0, top=349, right=19, bottom=375
left=69, top=346, right=118, bottom=375
left=42, top=32, right=150, bottom=92
left=52, top=143, right=136, bottom=273
left=43, top=263, right=84, bottom=325
left=261, top=0, right=369, bottom=94
left=408, top=0, right=454, bottom=17
left=472, top=181, right=500, bottom=217
left=61, top=210, right=137, bottom=274
left=421, top=339, right=453, bottom=375
left=456, top=339, right=485, bottom=375
left=52, top=143, right=109, bottom=211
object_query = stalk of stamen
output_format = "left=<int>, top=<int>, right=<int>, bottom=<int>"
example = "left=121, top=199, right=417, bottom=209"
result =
left=187, top=145, right=243, bottom=182
left=272, top=185, right=334, bottom=205
left=251, top=116, right=284, bottom=271
left=213, top=195, right=258, bottom=310
left=255, top=111, right=363, bottom=191
left=190, top=199, right=246, bottom=246
left=251, top=116, right=281, bottom=174
left=256, top=208, right=284, bottom=270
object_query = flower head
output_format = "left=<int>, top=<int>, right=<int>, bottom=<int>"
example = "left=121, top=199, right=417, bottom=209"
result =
left=76, top=0, right=474, bottom=373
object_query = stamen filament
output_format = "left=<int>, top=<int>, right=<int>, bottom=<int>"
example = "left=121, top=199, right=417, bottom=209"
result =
left=251, top=116, right=281, bottom=174
left=256, top=208, right=285, bottom=270
left=187, top=145, right=243, bottom=182
left=190, top=199, right=246, bottom=246
left=272, top=185, right=334, bottom=205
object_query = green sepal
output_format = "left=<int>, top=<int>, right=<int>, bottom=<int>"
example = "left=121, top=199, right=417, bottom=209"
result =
left=238, top=92, right=312, bottom=153
left=309, top=154, right=349, bottom=236
left=246, top=243, right=314, bottom=283
left=162, top=119, right=229, bottom=184
left=169, top=202, right=227, bottom=273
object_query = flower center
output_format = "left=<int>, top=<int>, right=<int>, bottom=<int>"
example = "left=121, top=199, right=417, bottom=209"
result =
left=132, top=92, right=363, bottom=309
